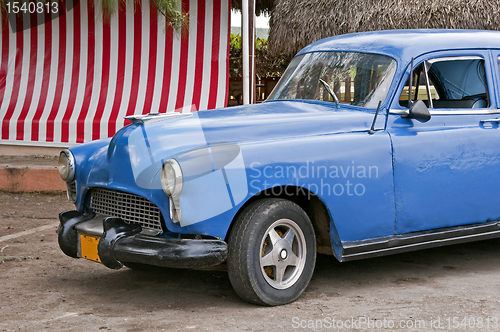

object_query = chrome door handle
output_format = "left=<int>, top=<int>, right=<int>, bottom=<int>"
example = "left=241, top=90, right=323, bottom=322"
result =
left=480, top=118, right=500, bottom=123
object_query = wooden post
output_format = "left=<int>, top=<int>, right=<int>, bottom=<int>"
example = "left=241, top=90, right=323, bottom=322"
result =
left=242, top=0, right=255, bottom=104
left=345, top=75, right=351, bottom=103
left=334, top=77, right=341, bottom=102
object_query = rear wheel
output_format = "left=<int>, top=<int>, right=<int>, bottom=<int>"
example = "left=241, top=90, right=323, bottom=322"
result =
left=227, top=198, right=316, bottom=306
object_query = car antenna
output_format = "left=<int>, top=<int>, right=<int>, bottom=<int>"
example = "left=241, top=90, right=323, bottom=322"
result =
left=369, top=100, right=382, bottom=135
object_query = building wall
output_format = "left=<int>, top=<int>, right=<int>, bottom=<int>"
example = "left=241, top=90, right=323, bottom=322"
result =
left=0, top=0, right=230, bottom=147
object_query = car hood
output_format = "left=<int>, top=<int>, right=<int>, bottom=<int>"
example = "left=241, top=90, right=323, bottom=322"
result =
left=131, top=100, right=377, bottom=151
left=76, top=101, right=379, bottom=192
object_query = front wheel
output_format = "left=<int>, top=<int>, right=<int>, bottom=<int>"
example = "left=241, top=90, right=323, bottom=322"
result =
left=227, top=198, right=316, bottom=306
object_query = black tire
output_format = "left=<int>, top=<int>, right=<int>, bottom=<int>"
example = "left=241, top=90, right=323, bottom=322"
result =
left=227, top=198, right=316, bottom=306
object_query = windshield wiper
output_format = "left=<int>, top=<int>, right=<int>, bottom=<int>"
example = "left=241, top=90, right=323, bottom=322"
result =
left=319, top=79, right=339, bottom=109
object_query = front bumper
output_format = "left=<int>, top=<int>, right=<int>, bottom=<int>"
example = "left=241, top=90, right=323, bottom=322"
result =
left=57, top=210, right=228, bottom=269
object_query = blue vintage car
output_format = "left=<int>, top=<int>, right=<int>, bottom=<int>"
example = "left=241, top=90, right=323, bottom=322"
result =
left=57, top=29, right=500, bottom=306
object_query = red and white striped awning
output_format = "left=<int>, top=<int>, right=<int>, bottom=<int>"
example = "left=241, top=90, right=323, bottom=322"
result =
left=0, top=0, right=230, bottom=146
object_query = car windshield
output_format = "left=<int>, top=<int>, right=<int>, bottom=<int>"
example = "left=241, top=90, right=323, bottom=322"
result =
left=267, top=51, right=397, bottom=108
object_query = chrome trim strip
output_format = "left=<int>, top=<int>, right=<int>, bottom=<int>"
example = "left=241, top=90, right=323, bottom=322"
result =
left=340, top=221, right=500, bottom=262
left=423, top=61, right=433, bottom=109
left=390, top=108, right=500, bottom=115
left=480, top=118, right=500, bottom=123
left=389, top=109, right=409, bottom=115
left=427, top=55, right=483, bottom=63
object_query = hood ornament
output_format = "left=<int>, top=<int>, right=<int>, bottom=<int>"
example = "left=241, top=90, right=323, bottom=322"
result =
left=125, top=112, right=192, bottom=125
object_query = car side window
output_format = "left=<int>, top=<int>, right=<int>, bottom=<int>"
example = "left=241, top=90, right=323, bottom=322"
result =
left=399, top=56, right=490, bottom=109
left=399, top=65, right=440, bottom=107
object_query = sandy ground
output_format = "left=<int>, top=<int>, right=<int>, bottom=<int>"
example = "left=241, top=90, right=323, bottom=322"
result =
left=2, top=192, right=500, bottom=331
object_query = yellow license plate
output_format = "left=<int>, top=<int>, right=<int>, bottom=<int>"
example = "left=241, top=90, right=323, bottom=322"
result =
left=80, top=234, right=101, bottom=263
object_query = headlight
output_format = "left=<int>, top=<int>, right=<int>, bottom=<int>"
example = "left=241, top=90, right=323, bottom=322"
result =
left=161, top=159, right=183, bottom=197
left=58, top=149, right=75, bottom=182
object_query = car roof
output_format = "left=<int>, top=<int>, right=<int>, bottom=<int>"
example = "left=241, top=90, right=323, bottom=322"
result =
left=296, top=29, right=500, bottom=63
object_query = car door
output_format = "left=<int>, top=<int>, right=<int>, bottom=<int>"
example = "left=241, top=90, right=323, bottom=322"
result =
left=387, top=50, right=500, bottom=234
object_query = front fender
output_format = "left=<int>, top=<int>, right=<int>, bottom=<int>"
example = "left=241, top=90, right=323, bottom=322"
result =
left=165, top=131, right=395, bottom=243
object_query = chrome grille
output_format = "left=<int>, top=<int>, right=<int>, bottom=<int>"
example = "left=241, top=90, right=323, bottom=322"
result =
left=90, top=188, right=162, bottom=232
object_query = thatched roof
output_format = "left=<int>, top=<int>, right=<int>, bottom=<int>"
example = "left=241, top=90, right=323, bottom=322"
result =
left=268, top=0, right=500, bottom=57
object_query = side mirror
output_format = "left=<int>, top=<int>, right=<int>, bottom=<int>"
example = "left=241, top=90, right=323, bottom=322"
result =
left=404, top=100, right=431, bottom=122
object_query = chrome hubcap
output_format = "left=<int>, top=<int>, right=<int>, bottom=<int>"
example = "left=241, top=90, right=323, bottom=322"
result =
left=259, top=218, right=307, bottom=289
